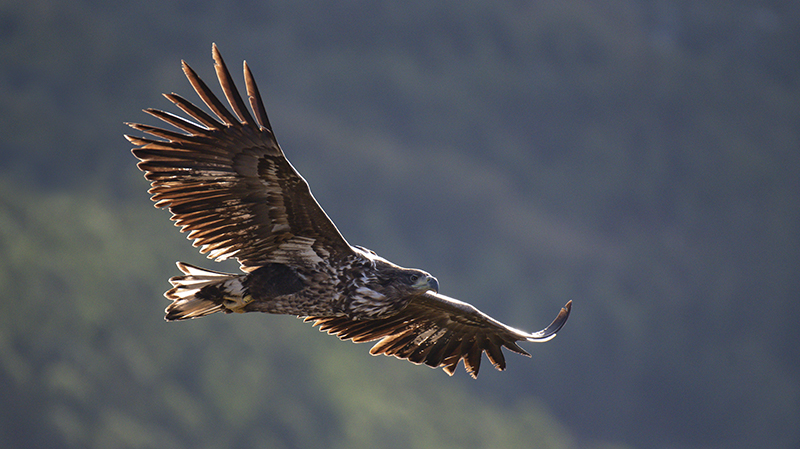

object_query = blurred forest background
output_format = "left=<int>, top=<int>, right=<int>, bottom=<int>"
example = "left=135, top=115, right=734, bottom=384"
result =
left=1, top=0, right=798, bottom=448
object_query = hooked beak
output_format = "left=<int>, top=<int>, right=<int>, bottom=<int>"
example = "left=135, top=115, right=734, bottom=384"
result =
left=426, top=275, right=439, bottom=293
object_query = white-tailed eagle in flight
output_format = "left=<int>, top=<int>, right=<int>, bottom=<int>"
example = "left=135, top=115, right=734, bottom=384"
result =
left=127, top=44, right=571, bottom=378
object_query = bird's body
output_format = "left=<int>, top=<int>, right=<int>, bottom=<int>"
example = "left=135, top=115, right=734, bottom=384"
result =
left=168, top=246, right=435, bottom=320
left=127, top=44, right=571, bottom=378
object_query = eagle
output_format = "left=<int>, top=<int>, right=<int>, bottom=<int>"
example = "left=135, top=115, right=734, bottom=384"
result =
left=127, top=44, right=571, bottom=378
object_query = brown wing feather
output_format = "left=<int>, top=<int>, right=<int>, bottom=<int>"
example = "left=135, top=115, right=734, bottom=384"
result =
left=305, top=292, right=572, bottom=378
left=126, top=44, right=352, bottom=270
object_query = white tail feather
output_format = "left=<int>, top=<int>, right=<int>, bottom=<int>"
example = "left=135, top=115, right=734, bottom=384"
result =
left=165, top=262, right=244, bottom=320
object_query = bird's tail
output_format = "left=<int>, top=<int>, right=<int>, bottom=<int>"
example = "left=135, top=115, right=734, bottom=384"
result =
left=164, top=262, right=249, bottom=321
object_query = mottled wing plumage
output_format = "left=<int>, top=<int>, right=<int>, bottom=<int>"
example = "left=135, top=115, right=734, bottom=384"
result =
left=126, top=44, right=352, bottom=271
left=306, top=293, right=572, bottom=378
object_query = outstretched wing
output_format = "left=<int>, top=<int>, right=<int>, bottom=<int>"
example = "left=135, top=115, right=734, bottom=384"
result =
left=126, top=44, right=352, bottom=271
left=305, top=293, right=572, bottom=378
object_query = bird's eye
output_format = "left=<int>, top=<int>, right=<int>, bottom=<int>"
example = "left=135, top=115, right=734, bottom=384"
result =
left=410, top=274, right=419, bottom=282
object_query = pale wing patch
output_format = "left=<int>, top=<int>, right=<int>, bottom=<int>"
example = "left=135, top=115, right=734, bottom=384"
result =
left=268, top=236, right=324, bottom=265
left=412, top=327, right=447, bottom=347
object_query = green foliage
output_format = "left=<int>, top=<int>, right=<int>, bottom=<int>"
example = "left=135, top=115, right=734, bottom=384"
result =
left=0, top=182, right=577, bottom=448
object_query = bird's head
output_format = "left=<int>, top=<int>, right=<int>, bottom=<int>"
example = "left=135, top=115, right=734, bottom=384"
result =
left=405, top=268, right=439, bottom=294
left=356, top=246, right=439, bottom=295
